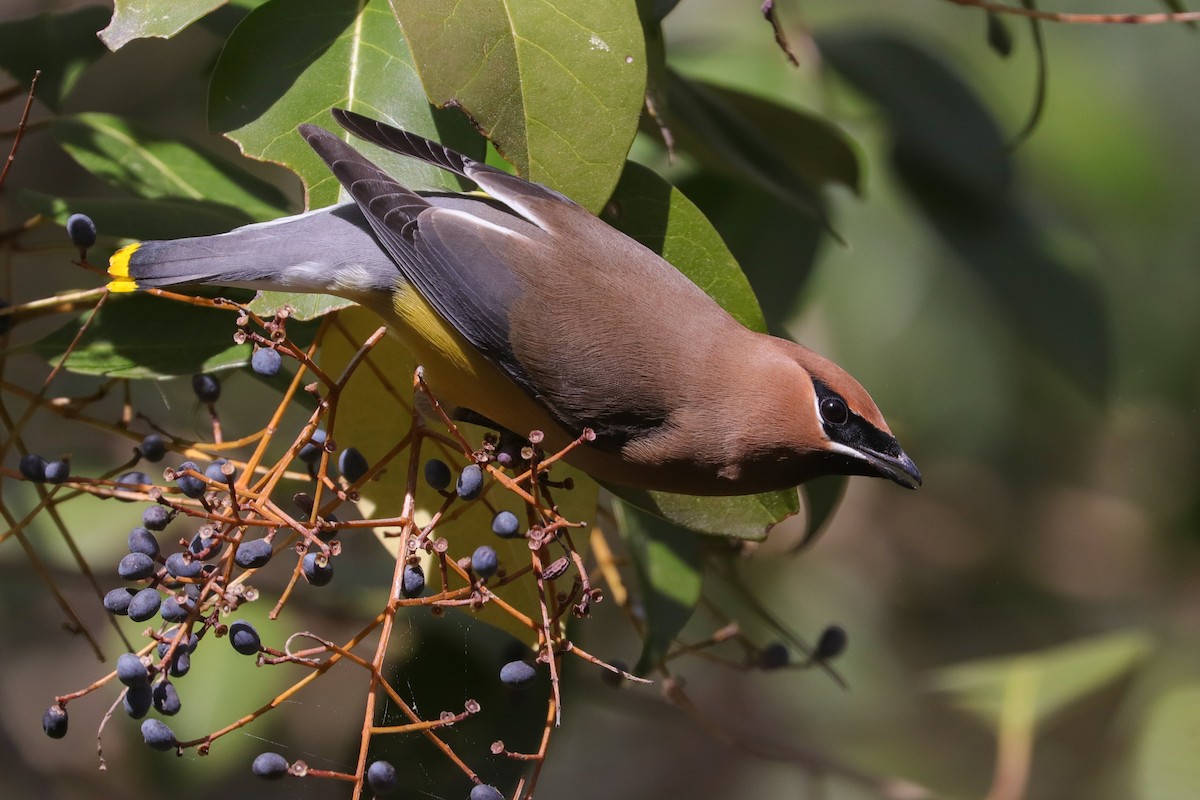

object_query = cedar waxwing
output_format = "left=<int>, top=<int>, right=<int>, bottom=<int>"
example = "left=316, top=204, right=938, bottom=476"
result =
left=107, top=110, right=920, bottom=496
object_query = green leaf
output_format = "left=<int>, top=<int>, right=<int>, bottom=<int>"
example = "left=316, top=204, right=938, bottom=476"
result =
left=661, top=72, right=860, bottom=212
left=932, top=629, right=1154, bottom=729
left=393, top=0, right=647, bottom=213
left=606, top=484, right=799, bottom=541
left=820, top=31, right=1110, bottom=397
left=614, top=499, right=703, bottom=675
left=248, top=291, right=355, bottom=322
left=99, top=0, right=227, bottom=50
left=1135, top=683, right=1200, bottom=800
left=0, top=6, right=110, bottom=111
left=795, top=475, right=848, bottom=550
left=209, top=0, right=484, bottom=208
left=53, top=113, right=290, bottom=220
left=19, top=190, right=255, bottom=240
left=33, top=293, right=318, bottom=379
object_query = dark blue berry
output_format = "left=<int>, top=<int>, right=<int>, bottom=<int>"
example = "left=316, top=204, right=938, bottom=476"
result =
left=229, top=620, right=261, bottom=656
left=65, top=213, right=97, bottom=249
left=127, top=588, right=162, bottom=621
left=123, top=683, right=152, bottom=718
left=42, top=705, right=68, bottom=738
left=367, top=759, right=398, bottom=795
left=814, top=625, right=848, bottom=661
left=499, top=660, right=537, bottom=688
left=44, top=460, right=69, bottom=484
left=251, top=347, right=282, bottom=376
left=168, top=650, right=191, bottom=678
left=757, top=643, right=789, bottom=670
left=470, top=784, right=505, bottom=800
left=338, top=447, right=369, bottom=483
left=116, top=653, right=149, bottom=687
left=191, top=373, right=221, bottom=403
left=205, top=459, right=237, bottom=483
left=18, top=454, right=46, bottom=482
left=456, top=464, right=484, bottom=500
left=471, top=546, right=499, bottom=578
left=140, top=433, right=167, bottom=463
left=235, top=538, right=273, bottom=569
left=252, top=751, right=289, bottom=780
left=423, top=458, right=451, bottom=491
left=142, top=505, right=172, bottom=531
left=401, top=564, right=425, bottom=598
left=141, top=718, right=176, bottom=751
left=115, top=471, right=152, bottom=498
left=165, top=552, right=202, bottom=579
left=153, top=681, right=181, bottom=715
left=118, top=552, right=156, bottom=581
left=159, top=596, right=190, bottom=623
left=103, top=587, right=136, bottom=615
left=491, top=510, right=520, bottom=539
left=175, top=461, right=206, bottom=499
left=298, top=428, right=327, bottom=464
left=128, top=527, right=160, bottom=558
left=302, top=552, right=332, bottom=586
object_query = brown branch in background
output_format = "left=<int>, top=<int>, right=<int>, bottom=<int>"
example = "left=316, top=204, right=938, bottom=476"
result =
left=0, top=70, right=39, bottom=191
left=943, top=0, right=1200, bottom=24
left=761, top=0, right=801, bottom=66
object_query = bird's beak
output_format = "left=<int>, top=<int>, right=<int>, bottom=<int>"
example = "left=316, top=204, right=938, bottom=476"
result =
left=861, top=446, right=922, bottom=489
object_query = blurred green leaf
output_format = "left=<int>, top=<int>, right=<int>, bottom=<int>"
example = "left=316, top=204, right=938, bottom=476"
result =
left=607, top=484, right=799, bottom=541
left=932, top=629, right=1153, bottom=728
left=614, top=499, right=703, bottom=675
left=662, top=72, right=860, bottom=211
left=795, top=475, right=848, bottom=549
left=1135, top=683, right=1200, bottom=800
left=33, top=293, right=318, bottom=379
left=0, top=6, right=110, bottom=111
left=99, top=0, right=226, bottom=50
left=53, top=113, right=290, bottom=220
left=393, top=0, right=647, bottom=213
left=209, top=0, right=483, bottom=208
left=821, top=30, right=1110, bottom=397
left=19, top=189, right=255, bottom=240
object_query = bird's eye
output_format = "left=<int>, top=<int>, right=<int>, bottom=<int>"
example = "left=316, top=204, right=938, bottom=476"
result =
left=819, top=397, right=849, bottom=426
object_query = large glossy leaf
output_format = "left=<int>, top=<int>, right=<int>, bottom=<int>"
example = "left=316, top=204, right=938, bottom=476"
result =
left=1135, top=683, right=1200, bottom=800
left=614, top=499, right=703, bottom=675
left=392, top=0, right=647, bottom=213
left=932, top=629, right=1153, bottom=728
left=0, top=6, right=110, bottom=111
left=19, top=190, right=255, bottom=241
left=99, top=0, right=226, bottom=50
left=209, top=0, right=484, bottom=209
left=820, top=31, right=1110, bottom=397
left=33, top=293, right=317, bottom=379
left=53, top=113, right=290, bottom=221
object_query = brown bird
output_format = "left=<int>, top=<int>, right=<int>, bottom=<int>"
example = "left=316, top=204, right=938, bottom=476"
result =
left=108, top=109, right=920, bottom=496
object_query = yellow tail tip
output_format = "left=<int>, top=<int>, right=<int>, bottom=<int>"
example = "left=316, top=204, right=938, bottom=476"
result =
left=106, top=243, right=141, bottom=293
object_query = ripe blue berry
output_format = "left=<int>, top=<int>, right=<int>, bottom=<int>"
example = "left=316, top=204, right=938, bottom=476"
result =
left=116, top=653, right=149, bottom=687
left=18, top=454, right=47, bottom=482
left=491, top=510, right=520, bottom=539
left=401, top=564, right=425, bottom=598
left=251, top=347, right=282, bottom=376
left=471, top=546, right=499, bottom=579
left=165, top=552, right=202, bottom=579
left=298, top=428, right=327, bottom=464
left=115, top=471, right=152, bottom=498
left=191, top=373, right=221, bottom=403
left=456, top=464, right=484, bottom=500
left=235, top=538, right=273, bottom=568
left=338, top=447, right=369, bottom=483
left=127, top=588, right=162, bottom=622
left=123, top=683, right=152, bottom=718
left=302, top=552, right=333, bottom=586
left=470, top=784, right=505, bottom=800
left=141, top=718, right=176, bottom=751
left=423, top=458, right=451, bottom=490
left=205, top=459, right=237, bottom=483
left=252, top=751, right=289, bottom=780
left=159, top=596, right=191, bottom=623
left=367, top=760, right=398, bottom=795
left=142, top=505, right=172, bottom=531
left=44, top=460, right=69, bottom=484
left=757, top=643, right=789, bottom=670
left=175, top=461, right=206, bottom=499
left=140, top=433, right=167, bottom=463
left=229, top=620, right=261, bottom=656
left=103, top=587, right=136, bottom=615
left=128, top=527, right=160, bottom=557
left=168, top=650, right=191, bottom=678
left=42, top=705, right=68, bottom=738
left=65, top=213, right=97, bottom=248
left=815, top=624, right=848, bottom=661
left=118, top=552, right=156, bottom=581
left=153, top=681, right=181, bottom=715
left=499, top=660, right=537, bottom=688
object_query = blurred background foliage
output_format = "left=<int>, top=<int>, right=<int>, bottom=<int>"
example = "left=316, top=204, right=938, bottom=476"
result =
left=1, top=1, right=1199, bottom=799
